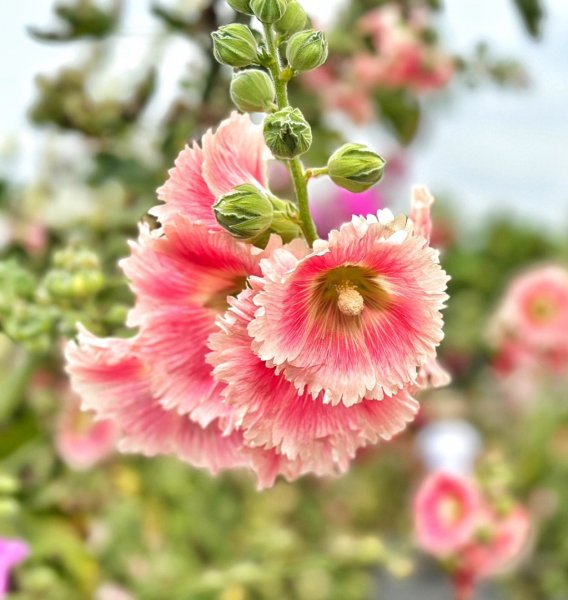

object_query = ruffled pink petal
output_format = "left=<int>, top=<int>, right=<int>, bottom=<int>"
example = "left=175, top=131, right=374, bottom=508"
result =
left=65, top=327, right=245, bottom=474
left=416, top=357, right=451, bottom=389
left=208, top=287, right=419, bottom=477
left=202, top=112, right=271, bottom=197
left=119, top=219, right=273, bottom=418
left=153, top=142, right=218, bottom=229
left=250, top=211, right=449, bottom=406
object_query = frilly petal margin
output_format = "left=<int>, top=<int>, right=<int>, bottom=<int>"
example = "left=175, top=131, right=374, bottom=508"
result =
left=65, top=326, right=245, bottom=475
left=207, top=286, right=420, bottom=476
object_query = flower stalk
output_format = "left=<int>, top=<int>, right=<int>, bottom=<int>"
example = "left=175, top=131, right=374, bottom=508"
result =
left=262, top=22, right=318, bottom=245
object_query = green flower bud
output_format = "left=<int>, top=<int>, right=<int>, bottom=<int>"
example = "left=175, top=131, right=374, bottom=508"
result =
left=327, top=143, right=386, bottom=193
left=263, top=107, right=312, bottom=159
left=274, top=0, right=307, bottom=35
left=213, top=184, right=274, bottom=240
left=227, top=0, right=253, bottom=15
left=286, top=29, right=328, bottom=72
left=230, top=69, right=275, bottom=113
left=250, top=0, right=287, bottom=24
left=212, top=24, right=258, bottom=68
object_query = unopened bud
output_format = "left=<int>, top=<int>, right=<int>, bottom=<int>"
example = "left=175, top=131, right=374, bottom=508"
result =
left=230, top=69, right=275, bottom=113
left=327, top=143, right=386, bottom=193
left=212, top=24, right=258, bottom=68
left=286, top=29, right=328, bottom=72
left=213, top=184, right=274, bottom=240
left=227, top=0, right=253, bottom=15
left=270, top=197, right=303, bottom=242
left=250, top=0, right=287, bottom=24
left=275, top=1, right=307, bottom=35
left=264, top=107, right=312, bottom=159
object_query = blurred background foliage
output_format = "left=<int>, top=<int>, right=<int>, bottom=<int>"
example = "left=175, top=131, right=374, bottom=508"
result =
left=1, top=0, right=566, bottom=599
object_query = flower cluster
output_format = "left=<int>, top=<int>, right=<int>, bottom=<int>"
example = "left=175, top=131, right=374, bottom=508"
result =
left=414, top=471, right=531, bottom=600
left=303, top=4, right=454, bottom=124
left=66, top=0, right=449, bottom=489
left=489, top=265, right=568, bottom=374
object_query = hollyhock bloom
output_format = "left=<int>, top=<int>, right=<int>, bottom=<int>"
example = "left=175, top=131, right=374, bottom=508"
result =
left=0, top=538, right=29, bottom=598
left=56, top=391, right=118, bottom=470
left=249, top=189, right=449, bottom=406
left=208, top=247, right=420, bottom=478
left=356, top=5, right=454, bottom=93
left=459, top=506, right=531, bottom=579
left=489, top=265, right=568, bottom=372
left=414, top=471, right=532, bottom=600
left=414, top=472, right=481, bottom=555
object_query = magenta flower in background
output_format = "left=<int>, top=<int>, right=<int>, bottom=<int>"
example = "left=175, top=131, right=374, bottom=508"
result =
left=0, top=539, right=28, bottom=598
left=311, top=185, right=385, bottom=237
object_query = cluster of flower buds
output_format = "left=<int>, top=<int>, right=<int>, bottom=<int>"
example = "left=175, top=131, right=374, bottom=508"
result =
left=209, top=0, right=386, bottom=245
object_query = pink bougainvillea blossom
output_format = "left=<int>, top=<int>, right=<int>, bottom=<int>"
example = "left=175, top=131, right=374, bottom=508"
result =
left=249, top=201, right=449, bottom=406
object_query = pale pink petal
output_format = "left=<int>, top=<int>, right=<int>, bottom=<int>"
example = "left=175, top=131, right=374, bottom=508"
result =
left=56, top=392, right=118, bottom=470
left=410, top=185, right=434, bottom=242
left=202, top=112, right=271, bottom=197
left=119, top=219, right=273, bottom=418
left=65, top=327, right=245, bottom=474
left=152, top=142, right=218, bottom=229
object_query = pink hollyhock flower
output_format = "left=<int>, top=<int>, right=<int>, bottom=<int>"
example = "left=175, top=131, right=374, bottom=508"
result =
left=0, top=538, right=29, bottom=597
left=414, top=472, right=482, bottom=555
left=489, top=265, right=568, bottom=371
left=459, top=506, right=531, bottom=579
left=208, top=246, right=420, bottom=479
left=249, top=190, right=449, bottom=406
left=356, top=5, right=454, bottom=93
left=56, top=391, right=118, bottom=470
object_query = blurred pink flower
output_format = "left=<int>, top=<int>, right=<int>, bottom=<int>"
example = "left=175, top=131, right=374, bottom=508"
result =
left=414, top=472, right=481, bottom=555
left=0, top=539, right=29, bottom=598
left=56, top=392, right=118, bottom=470
left=414, top=471, right=531, bottom=600
left=248, top=195, right=449, bottom=407
left=489, top=264, right=568, bottom=373
left=356, top=5, right=454, bottom=93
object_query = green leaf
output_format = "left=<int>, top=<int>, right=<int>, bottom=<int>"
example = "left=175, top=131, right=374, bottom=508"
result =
left=375, top=89, right=421, bottom=146
left=513, top=0, right=545, bottom=38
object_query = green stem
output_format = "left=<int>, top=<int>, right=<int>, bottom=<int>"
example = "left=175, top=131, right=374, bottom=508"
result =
left=262, top=23, right=318, bottom=245
left=305, top=166, right=329, bottom=180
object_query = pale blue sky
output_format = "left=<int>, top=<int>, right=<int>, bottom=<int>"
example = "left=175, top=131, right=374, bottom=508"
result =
left=1, top=0, right=567, bottom=229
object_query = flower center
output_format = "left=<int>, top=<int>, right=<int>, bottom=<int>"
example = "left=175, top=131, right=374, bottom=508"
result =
left=529, top=296, right=556, bottom=324
left=336, top=281, right=365, bottom=317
